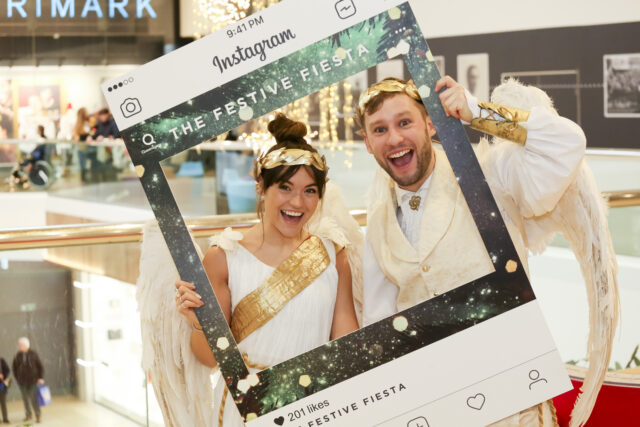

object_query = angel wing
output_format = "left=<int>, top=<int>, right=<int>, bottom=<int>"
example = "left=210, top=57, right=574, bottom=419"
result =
left=137, top=222, right=216, bottom=427
left=306, top=181, right=365, bottom=322
left=542, top=160, right=619, bottom=427
left=478, top=80, right=620, bottom=427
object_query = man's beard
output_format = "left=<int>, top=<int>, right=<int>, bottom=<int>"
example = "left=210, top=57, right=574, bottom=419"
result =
left=376, top=142, right=432, bottom=189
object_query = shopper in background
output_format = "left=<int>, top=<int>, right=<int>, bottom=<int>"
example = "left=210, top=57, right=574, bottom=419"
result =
left=0, top=356, right=9, bottom=424
left=92, top=108, right=120, bottom=140
left=72, top=107, right=91, bottom=142
left=73, top=107, right=93, bottom=182
left=12, top=337, right=44, bottom=424
left=91, top=108, right=120, bottom=181
left=19, top=126, right=47, bottom=166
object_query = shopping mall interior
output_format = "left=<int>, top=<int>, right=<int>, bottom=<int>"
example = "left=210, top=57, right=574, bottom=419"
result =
left=0, top=0, right=639, bottom=425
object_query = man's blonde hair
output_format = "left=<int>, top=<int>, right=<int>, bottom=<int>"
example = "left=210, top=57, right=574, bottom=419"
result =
left=355, top=77, right=427, bottom=136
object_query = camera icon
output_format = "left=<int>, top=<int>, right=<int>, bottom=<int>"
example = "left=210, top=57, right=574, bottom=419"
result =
left=120, top=98, right=142, bottom=118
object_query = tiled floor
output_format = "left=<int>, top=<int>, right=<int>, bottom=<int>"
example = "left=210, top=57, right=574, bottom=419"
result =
left=4, top=396, right=141, bottom=427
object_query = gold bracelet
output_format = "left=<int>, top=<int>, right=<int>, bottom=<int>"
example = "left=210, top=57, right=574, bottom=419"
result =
left=470, top=101, right=531, bottom=145
left=192, top=322, right=204, bottom=333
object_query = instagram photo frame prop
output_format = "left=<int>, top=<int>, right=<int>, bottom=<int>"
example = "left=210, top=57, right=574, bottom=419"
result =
left=103, top=1, right=571, bottom=425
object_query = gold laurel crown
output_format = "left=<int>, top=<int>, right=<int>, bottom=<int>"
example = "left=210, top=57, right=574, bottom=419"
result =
left=357, top=79, right=422, bottom=112
left=255, top=147, right=328, bottom=178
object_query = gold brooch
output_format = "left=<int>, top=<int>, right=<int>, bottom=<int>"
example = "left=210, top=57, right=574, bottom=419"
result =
left=409, top=195, right=421, bottom=211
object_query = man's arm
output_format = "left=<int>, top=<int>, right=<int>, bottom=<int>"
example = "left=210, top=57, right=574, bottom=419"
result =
left=362, top=239, right=398, bottom=326
left=488, top=105, right=586, bottom=217
left=0, top=358, right=8, bottom=380
left=34, top=352, right=44, bottom=382
left=436, top=76, right=586, bottom=218
left=110, top=121, right=121, bottom=138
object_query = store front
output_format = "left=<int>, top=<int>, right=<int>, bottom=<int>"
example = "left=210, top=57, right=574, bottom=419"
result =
left=73, top=272, right=164, bottom=426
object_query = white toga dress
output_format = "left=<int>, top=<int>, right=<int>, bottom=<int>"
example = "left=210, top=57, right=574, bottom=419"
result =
left=211, top=229, right=339, bottom=426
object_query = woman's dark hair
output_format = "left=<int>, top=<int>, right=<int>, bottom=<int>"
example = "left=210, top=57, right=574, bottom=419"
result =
left=257, top=113, right=327, bottom=199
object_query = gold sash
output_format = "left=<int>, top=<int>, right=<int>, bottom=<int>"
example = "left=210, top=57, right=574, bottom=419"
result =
left=230, top=235, right=331, bottom=343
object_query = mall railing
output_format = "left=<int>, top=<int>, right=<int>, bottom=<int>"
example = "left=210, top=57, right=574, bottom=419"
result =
left=0, top=188, right=637, bottom=251
left=0, top=210, right=368, bottom=251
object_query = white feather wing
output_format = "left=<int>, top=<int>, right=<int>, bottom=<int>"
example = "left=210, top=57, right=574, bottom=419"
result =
left=478, top=79, right=619, bottom=427
left=306, top=182, right=365, bottom=321
left=137, top=222, right=216, bottom=427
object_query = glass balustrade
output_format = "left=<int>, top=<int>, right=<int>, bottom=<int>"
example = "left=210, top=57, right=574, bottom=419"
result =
left=0, top=145, right=638, bottom=425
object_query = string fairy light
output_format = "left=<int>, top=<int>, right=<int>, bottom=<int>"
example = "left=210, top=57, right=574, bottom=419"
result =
left=328, top=83, right=340, bottom=144
left=342, top=80, right=354, bottom=143
left=251, top=0, right=280, bottom=12
left=191, top=0, right=250, bottom=37
left=342, top=80, right=355, bottom=168
left=318, top=87, right=330, bottom=143
left=199, top=0, right=250, bottom=31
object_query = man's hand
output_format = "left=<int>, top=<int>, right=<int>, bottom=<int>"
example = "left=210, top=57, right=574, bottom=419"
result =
left=435, top=76, right=473, bottom=123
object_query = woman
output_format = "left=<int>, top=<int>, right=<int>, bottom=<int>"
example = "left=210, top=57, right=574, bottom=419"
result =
left=174, top=114, right=360, bottom=426
left=73, top=107, right=92, bottom=182
left=72, top=107, right=91, bottom=142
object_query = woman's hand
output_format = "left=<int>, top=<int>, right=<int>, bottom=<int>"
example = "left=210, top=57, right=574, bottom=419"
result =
left=175, top=279, right=204, bottom=328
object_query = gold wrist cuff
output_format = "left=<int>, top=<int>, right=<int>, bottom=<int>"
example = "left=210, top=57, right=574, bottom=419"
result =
left=478, top=101, right=530, bottom=123
left=470, top=102, right=531, bottom=145
left=470, top=118, right=528, bottom=145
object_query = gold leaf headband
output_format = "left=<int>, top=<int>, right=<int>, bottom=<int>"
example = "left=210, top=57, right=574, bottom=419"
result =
left=254, top=147, right=328, bottom=178
left=357, top=79, right=422, bottom=113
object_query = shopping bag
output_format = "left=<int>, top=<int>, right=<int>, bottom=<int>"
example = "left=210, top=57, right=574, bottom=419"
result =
left=37, top=384, right=51, bottom=406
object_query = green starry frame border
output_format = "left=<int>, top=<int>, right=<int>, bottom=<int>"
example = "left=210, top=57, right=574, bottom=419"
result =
left=119, top=2, right=536, bottom=420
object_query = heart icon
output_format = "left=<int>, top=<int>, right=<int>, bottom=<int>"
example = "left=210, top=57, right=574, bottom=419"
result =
left=273, top=416, right=285, bottom=426
left=466, top=393, right=486, bottom=410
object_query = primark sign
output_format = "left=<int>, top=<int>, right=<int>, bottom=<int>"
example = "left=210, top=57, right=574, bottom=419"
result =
left=2, top=0, right=156, bottom=18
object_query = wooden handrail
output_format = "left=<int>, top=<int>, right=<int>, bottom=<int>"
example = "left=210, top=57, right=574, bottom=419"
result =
left=0, top=211, right=367, bottom=251
left=0, top=189, right=636, bottom=252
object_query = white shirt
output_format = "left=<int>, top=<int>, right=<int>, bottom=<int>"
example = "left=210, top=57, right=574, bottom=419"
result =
left=394, top=175, right=432, bottom=248
left=362, top=93, right=586, bottom=326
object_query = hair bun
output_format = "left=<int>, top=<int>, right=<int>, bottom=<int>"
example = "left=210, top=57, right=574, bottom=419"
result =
left=267, top=113, right=307, bottom=143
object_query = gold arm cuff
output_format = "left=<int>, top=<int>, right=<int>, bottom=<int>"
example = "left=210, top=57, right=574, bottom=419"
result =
left=470, top=118, right=528, bottom=145
left=477, top=101, right=530, bottom=123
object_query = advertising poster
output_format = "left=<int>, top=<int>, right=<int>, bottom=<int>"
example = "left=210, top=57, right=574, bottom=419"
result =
left=456, top=53, right=489, bottom=102
left=0, top=78, right=13, bottom=139
left=103, top=1, right=571, bottom=425
left=16, top=81, right=63, bottom=140
left=604, top=53, right=640, bottom=118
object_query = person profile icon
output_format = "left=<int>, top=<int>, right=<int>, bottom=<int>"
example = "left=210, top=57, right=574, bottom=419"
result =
left=528, top=369, right=548, bottom=390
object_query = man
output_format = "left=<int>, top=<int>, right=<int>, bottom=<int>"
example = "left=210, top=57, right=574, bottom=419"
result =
left=0, top=355, right=9, bottom=424
left=357, top=76, right=586, bottom=426
left=12, top=337, right=45, bottom=423
left=88, top=108, right=120, bottom=182
left=92, top=108, right=120, bottom=140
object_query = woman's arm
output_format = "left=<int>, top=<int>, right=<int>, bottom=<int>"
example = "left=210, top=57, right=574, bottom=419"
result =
left=330, top=250, right=359, bottom=340
left=175, top=246, right=232, bottom=368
